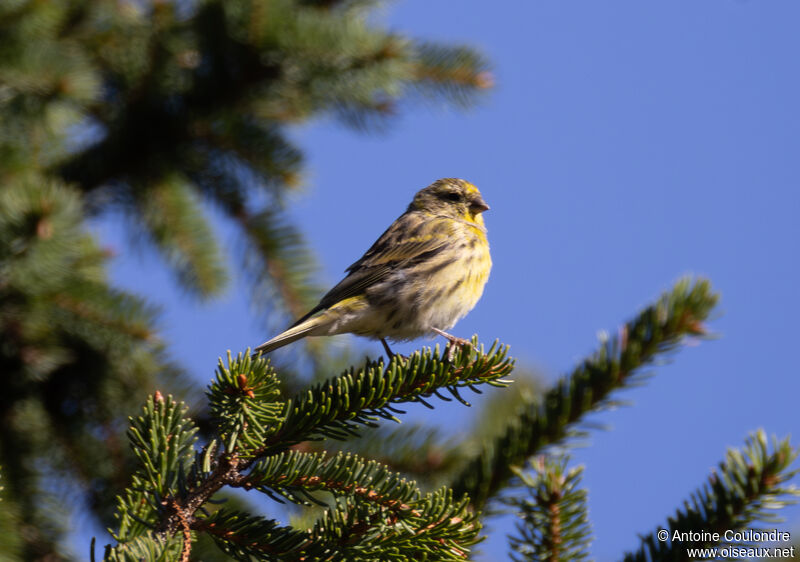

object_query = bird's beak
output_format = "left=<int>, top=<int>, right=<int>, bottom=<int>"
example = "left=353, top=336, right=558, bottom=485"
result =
left=470, top=195, right=490, bottom=214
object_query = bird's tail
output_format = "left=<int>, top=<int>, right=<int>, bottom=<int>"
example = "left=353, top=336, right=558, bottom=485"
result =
left=252, top=314, right=326, bottom=356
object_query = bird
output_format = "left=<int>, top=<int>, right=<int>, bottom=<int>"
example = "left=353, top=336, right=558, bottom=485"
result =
left=253, top=178, right=491, bottom=360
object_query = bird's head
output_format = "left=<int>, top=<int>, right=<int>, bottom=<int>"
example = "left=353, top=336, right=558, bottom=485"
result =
left=409, top=178, right=490, bottom=224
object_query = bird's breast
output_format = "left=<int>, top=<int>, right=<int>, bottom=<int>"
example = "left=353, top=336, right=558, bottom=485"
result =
left=355, top=221, right=491, bottom=341
left=400, top=228, right=491, bottom=336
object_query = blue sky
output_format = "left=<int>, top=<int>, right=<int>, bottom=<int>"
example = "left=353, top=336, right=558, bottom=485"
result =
left=90, top=1, right=800, bottom=559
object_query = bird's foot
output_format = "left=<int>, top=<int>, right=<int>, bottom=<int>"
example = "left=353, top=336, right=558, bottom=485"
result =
left=431, top=328, right=472, bottom=361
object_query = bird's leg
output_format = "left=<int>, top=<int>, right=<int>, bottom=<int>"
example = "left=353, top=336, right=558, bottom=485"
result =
left=431, top=327, right=472, bottom=361
left=381, top=338, right=408, bottom=364
left=381, top=338, right=395, bottom=360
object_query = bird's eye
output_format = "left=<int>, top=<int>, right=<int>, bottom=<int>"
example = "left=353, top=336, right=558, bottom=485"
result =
left=442, top=192, right=462, bottom=202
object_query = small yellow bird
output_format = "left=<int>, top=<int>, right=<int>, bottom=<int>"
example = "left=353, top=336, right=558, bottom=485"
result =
left=254, top=178, right=491, bottom=358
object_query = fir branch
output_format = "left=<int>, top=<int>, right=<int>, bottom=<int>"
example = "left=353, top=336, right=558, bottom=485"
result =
left=102, top=533, right=184, bottom=562
left=411, top=42, right=493, bottom=106
left=197, top=489, right=481, bottom=561
left=113, top=394, right=199, bottom=542
left=127, top=174, right=228, bottom=298
left=238, top=207, right=322, bottom=329
left=449, top=278, right=718, bottom=509
left=241, top=450, right=419, bottom=509
left=193, top=510, right=303, bottom=559
left=181, top=340, right=509, bottom=530
left=126, top=394, right=198, bottom=496
left=259, top=337, right=514, bottom=453
left=207, top=351, right=284, bottom=455
left=188, top=162, right=324, bottom=351
left=0, top=178, right=191, bottom=558
left=56, top=0, right=491, bottom=193
left=50, top=286, right=156, bottom=341
left=109, top=342, right=511, bottom=557
left=506, top=457, right=592, bottom=562
left=622, top=430, right=799, bottom=562
left=193, top=118, right=303, bottom=188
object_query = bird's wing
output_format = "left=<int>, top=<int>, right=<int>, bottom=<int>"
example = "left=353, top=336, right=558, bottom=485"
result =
left=290, top=213, right=451, bottom=326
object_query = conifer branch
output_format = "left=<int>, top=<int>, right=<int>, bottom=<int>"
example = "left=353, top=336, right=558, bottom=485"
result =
left=113, top=394, right=199, bottom=542
left=241, top=450, right=419, bottom=509
left=56, top=0, right=491, bottom=193
left=196, top=489, right=480, bottom=561
left=506, top=457, right=592, bottom=562
left=412, top=43, right=494, bottom=104
left=106, top=341, right=512, bottom=559
left=101, top=533, right=184, bottom=562
left=187, top=169, right=324, bottom=345
left=0, top=179, right=191, bottom=557
left=127, top=174, right=228, bottom=298
left=449, top=279, right=718, bottom=509
left=208, top=351, right=285, bottom=455
left=237, top=207, right=322, bottom=330
left=257, top=337, right=514, bottom=454
left=622, top=430, right=799, bottom=562
left=167, top=340, right=510, bottom=533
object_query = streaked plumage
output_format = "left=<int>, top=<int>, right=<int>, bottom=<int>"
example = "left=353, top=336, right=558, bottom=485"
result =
left=254, top=178, right=491, bottom=357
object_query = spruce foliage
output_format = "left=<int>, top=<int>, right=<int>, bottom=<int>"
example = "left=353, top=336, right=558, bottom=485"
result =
left=623, top=431, right=799, bottom=562
left=103, top=342, right=513, bottom=560
left=0, top=178, right=184, bottom=558
left=506, top=457, right=592, bottom=561
left=1, top=2, right=798, bottom=561
left=98, top=280, right=799, bottom=560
